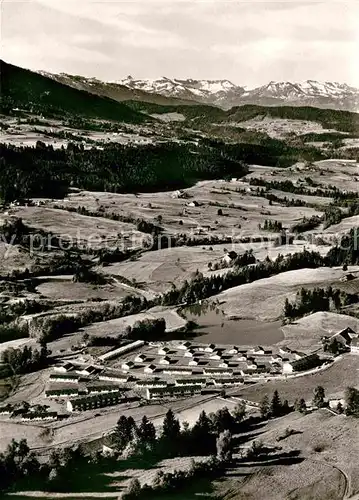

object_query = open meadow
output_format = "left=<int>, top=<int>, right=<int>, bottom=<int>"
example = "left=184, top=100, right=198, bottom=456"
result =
left=216, top=409, right=359, bottom=500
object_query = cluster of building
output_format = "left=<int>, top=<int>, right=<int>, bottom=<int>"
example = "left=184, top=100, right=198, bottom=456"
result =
left=66, top=391, right=124, bottom=412
left=118, top=341, right=312, bottom=378
left=33, top=326, right=358, bottom=413
left=0, top=403, right=59, bottom=422
left=327, top=327, right=359, bottom=354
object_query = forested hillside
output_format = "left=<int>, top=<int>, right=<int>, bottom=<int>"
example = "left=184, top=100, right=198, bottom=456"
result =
left=0, top=60, right=147, bottom=124
left=0, top=141, right=248, bottom=201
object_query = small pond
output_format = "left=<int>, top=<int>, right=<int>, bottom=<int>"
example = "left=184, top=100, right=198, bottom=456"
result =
left=180, top=301, right=284, bottom=345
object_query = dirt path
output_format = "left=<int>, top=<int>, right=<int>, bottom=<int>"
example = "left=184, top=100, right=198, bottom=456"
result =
left=306, top=457, right=351, bottom=499
left=112, top=276, right=156, bottom=300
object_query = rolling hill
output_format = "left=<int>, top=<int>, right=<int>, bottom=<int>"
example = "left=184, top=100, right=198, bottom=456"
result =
left=125, top=100, right=359, bottom=134
left=37, top=72, right=201, bottom=107
left=0, top=60, right=148, bottom=124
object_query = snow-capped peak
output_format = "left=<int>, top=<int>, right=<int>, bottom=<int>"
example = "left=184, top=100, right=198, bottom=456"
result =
left=113, top=76, right=243, bottom=104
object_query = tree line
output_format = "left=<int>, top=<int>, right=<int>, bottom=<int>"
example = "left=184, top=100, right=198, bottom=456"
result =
left=283, top=286, right=359, bottom=321
left=0, top=141, right=248, bottom=203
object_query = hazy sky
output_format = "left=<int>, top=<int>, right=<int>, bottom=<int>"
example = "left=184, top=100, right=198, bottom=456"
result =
left=1, top=0, right=358, bottom=87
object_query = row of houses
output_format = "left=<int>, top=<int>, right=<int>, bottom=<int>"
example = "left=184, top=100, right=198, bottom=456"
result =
left=21, top=412, right=58, bottom=422
left=66, top=391, right=124, bottom=412
left=45, top=383, right=124, bottom=399
left=146, top=385, right=201, bottom=400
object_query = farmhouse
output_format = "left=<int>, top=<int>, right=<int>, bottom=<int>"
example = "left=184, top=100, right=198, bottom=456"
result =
left=67, top=391, right=123, bottom=412
left=49, top=373, right=80, bottom=384
left=329, top=398, right=346, bottom=410
left=340, top=273, right=355, bottom=282
left=282, top=353, right=320, bottom=374
left=146, top=385, right=201, bottom=400
left=99, top=340, right=145, bottom=361
left=222, top=251, right=237, bottom=265
left=102, top=444, right=116, bottom=457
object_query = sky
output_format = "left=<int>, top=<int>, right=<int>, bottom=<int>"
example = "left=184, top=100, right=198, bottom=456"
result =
left=1, top=0, right=359, bottom=87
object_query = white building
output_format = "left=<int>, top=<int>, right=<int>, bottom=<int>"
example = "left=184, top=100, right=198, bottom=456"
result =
left=159, top=356, right=171, bottom=365
left=188, top=358, right=200, bottom=366
left=134, top=354, right=147, bottom=363
left=121, top=361, right=135, bottom=371
left=49, top=374, right=79, bottom=384
left=328, top=398, right=346, bottom=410
left=218, top=361, right=230, bottom=368
left=279, top=346, right=293, bottom=356
left=99, top=340, right=145, bottom=362
left=54, top=362, right=73, bottom=373
left=99, top=373, right=129, bottom=384
left=282, top=361, right=294, bottom=374
left=144, top=364, right=157, bottom=374
left=178, top=341, right=191, bottom=350
left=158, top=346, right=170, bottom=356
left=236, top=354, right=247, bottom=362
left=204, top=344, right=216, bottom=353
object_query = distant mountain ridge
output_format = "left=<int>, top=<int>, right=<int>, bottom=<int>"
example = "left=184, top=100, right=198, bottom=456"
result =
left=38, top=72, right=201, bottom=107
left=0, top=60, right=149, bottom=124
left=34, top=68, right=359, bottom=112
left=116, top=76, right=359, bottom=111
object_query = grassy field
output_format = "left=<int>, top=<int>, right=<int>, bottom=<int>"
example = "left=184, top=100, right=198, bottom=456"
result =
left=208, top=265, right=359, bottom=322
left=281, top=311, right=359, bottom=352
left=217, top=408, right=359, bottom=499
left=36, top=279, right=133, bottom=301
left=10, top=206, right=144, bottom=250
left=233, top=354, right=359, bottom=403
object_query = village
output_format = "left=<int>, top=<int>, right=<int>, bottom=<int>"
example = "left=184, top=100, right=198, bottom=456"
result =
left=1, top=326, right=357, bottom=422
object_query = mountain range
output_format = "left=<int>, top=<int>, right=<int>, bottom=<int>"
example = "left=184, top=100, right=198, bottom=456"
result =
left=1, top=60, right=359, bottom=131
left=116, top=77, right=359, bottom=111
left=35, top=66, right=359, bottom=112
